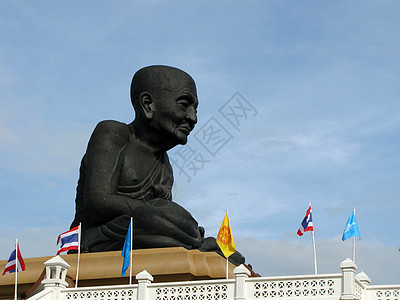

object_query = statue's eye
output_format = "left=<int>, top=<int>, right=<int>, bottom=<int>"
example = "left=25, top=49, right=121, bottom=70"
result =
left=177, top=99, right=189, bottom=108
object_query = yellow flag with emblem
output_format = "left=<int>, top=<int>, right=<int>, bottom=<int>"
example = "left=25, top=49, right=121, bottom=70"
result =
left=216, top=212, right=236, bottom=258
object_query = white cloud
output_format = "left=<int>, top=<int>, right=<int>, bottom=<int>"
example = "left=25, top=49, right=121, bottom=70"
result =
left=0, top=117, right=92, bottom=176
left=238, top=236, right=400, bottom=285
left=0, top=225, right=62, bottom=259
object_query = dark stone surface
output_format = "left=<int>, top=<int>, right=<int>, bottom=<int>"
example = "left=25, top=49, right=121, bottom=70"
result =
left=70, top=65, right=244, bottom=265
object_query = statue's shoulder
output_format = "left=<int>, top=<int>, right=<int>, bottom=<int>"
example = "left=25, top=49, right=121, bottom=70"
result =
left=94, top=120, right=129, bottom=133
left=90, top=120, right=131, bottom=146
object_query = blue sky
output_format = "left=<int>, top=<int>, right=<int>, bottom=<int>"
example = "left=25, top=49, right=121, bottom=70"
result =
left=0, top=1, right=399, bottom=284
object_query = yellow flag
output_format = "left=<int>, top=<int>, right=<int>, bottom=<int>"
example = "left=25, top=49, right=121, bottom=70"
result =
left=216, top=212, right=236, bottom=258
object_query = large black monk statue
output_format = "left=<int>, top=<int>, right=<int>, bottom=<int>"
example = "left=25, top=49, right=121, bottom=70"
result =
left=70, top=65, right=244, bottom=264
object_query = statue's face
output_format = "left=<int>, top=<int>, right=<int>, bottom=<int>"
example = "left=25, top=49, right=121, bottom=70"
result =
left=150, top=76, right=198, bottom=146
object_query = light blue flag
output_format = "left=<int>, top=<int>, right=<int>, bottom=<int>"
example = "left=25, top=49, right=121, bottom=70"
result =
left=121, top=221, right=132, bottom=277
left=342, top=210, right=361, bottom=241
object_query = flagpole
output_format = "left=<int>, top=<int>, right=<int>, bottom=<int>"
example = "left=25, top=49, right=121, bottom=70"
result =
left=225, top=257, right=229, bottom=279
left=311, top=230, right=318, bottom=274
left=226, top=209, right=229, bottom=279
left=352, top=208, right=356, bottom=263
left=129, top=217, right=133, bottom=285
left=308, top=202, right=318, bottom=275
left=75, top=223, right=82, bottom=288
left=14, top=239, right=18, bottom=300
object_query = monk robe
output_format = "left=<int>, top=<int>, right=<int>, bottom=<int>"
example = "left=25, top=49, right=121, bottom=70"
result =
left=71, top=120, right=203, bottom=252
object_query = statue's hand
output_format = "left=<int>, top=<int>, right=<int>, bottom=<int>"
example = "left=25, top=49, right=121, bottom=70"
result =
left=151, top=184, right=172, bottom=200
left=132, top=199, right=204, bottom=249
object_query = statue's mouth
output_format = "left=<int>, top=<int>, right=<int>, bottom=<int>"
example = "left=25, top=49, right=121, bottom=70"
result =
left=178, top=125, right=193, bottom=135
left=177, top=125, right=192, bottom=135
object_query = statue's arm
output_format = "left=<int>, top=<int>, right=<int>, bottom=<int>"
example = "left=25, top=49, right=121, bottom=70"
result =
left=83, top=121, right=139, bottom=223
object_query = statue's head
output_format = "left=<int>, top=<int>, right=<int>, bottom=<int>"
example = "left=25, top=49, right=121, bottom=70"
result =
left=131, top=65, right=198, bottom=146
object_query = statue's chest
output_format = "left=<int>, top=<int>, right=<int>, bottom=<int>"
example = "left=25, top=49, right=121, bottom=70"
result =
left=118, top=145, right=167, bottom=187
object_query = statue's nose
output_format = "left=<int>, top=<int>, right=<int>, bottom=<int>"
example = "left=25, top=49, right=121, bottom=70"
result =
left=186, top=107, right=197, bottom=125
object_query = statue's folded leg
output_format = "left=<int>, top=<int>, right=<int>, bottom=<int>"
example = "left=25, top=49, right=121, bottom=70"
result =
left=82, top=215, right=131, bottom=252
left=82, top=198, right=205, bottom=252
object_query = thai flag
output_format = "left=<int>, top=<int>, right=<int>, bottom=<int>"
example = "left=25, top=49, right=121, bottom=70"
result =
left=2, top=242, right=26, bottom=275
left=297, top=203, right=313, bottom=236
left=57, top=225, right=80, bottom=255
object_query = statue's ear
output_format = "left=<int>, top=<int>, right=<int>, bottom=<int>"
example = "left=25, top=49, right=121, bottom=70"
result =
left=139, top=92, right=153, bottom=119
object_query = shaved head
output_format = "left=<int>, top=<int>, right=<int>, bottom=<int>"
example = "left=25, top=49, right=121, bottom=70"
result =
left=130, top=65, right=197, bottom=117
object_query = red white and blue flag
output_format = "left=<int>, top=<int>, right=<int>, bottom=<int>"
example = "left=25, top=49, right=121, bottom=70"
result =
left=57, top=225, right=80, bottom=255
left=297, top=203, right=314, bottom=236
left=2, top=242, right=26, bottom=275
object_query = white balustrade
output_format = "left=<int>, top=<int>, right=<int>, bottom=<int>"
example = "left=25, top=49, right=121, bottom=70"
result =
left=365, top=285, right=400, bottom=300
left=246, top=273, right=342, bottom=299
left=27, top=257, right=399, bottom=300
left=63, top=285, right=138, bottom=300
left=148, top=279, right=235, bottom=300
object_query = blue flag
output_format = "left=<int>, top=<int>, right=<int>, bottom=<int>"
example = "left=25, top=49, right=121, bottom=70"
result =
left=121, top=221, right=132, bottom=277
left=342, top=210, right=360, bottom=241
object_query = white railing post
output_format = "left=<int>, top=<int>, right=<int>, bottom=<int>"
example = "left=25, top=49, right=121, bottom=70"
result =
left=340, top=258, right=358, bottom=300
left=136, top=270, right=153, bottom=300
left=234, top=264, right=251, bottom=300
left=355, top=271, right=371, bottom=300
left=356, top=271, right=371, bottom=287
